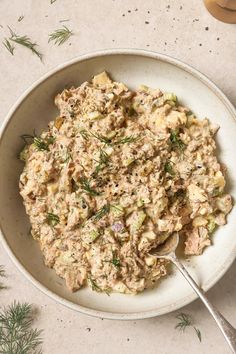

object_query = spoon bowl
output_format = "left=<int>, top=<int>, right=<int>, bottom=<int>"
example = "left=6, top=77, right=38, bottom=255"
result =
left=150, top=233, right=179, bottom=257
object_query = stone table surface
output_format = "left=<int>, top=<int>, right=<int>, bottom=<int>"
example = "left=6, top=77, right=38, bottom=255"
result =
left=0, top=0, right=235, bottom=353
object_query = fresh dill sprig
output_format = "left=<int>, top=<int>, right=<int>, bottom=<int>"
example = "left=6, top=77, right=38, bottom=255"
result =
left=8, top=27, right=42, bottom=60
left=111, top=258, right=121, bottom=267
left=175, top=313, right=192, bottom=331
left=88, top=277, right=102, bottom=292
left=110, top=251, right=121, bottom=268
left=63, top=149, right=72, bottom=164
left=3, top=38, right=15, bottom=55
left=79, top=177, right=101, bottom=196
left=48, top=26, right=73, bottom=46
left=88, top=277, right=110, bottom=296
left=113, top=135, right=140, bottom=145
left=21, top=133, right=35, bottom=145
left=98, top=149, right=109, bottom=165
left=34, top=136, right=55, bottom=151
left=90, top=131, right=140, bottom=146
left=79, top=129, right=90, bottom=140
left=194, top=327, right=202, bottom=342
left=0, top=302, right=43, bottom=353
left=169, top=129, right=185, bottom=151
left=46, top=212, right=60, bottom=226
left=175, top=313, right=202, bottom=342
left=59, top=19, right=70, bottom=23
left=18, top=15, right=24, bottom=22
left=21, top=133, right=54, bottom=151
left=93, top=204, right=110, bottom=221
left=164, top=161, right=175, bottom=176
left=90, top=131, right=112, bottom=145
left=93, top=165, right=102, bottom=178
left=93, top=149, right=110, bottom=177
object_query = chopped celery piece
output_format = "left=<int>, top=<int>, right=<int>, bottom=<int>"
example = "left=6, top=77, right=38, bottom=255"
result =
left=141, top=230, right=156, bottom=240
left=92, top=71, right=112, bottom=85
left=58, top=251, right=75, bottom=264
left=153, top=93, right=177, bottom=109
left=123, top=158, right=135, bottom=166
left=19, top=146, right=28, bottom=162
left=207, top=218, right=216, bottom=233
left=106, top=131, right=117, bottom=140
left=163, top=92, right=177, bottom=103
left=137, top=199, right=145, bottom=207
left=111, top=205, right=124, bottom=217
left=139, top=84, right=149, bottom=92
left=87, top=111, right=104, bottom=120
left=89, top=230, right=100, bottom=241
left=130, top=211, right=146, bottom=234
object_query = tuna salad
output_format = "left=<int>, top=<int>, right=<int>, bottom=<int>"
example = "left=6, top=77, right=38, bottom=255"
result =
left=19, top=72, right=232, bottom=294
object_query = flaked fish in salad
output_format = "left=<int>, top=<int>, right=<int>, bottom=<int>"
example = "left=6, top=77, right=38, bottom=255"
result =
left=19, top=72, right=232, bottom=294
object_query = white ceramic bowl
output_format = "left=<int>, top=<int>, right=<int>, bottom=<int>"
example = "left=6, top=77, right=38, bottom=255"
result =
left=0, top=49, right=236, bottom=320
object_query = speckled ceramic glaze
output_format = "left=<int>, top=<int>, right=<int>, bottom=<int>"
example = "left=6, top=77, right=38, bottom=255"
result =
left=0, top=49, right=236, bottom=320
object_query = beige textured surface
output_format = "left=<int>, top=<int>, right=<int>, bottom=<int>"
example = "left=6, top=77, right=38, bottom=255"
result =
left=0, top=1, right=235, bottom=353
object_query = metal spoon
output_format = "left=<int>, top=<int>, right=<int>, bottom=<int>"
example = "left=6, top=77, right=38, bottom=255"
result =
left=150, top=233, right=236, bottom=353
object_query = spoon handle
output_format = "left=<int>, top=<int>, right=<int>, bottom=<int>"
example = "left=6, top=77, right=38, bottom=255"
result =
left=170, top=253, right=236, bottom=353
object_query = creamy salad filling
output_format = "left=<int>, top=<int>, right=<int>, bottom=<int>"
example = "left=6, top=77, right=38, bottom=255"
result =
left=19, top=72, right=232, bottom=294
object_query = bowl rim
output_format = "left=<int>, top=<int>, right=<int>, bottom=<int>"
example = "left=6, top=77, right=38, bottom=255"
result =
left=0, top=48, right=236, bottom=320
